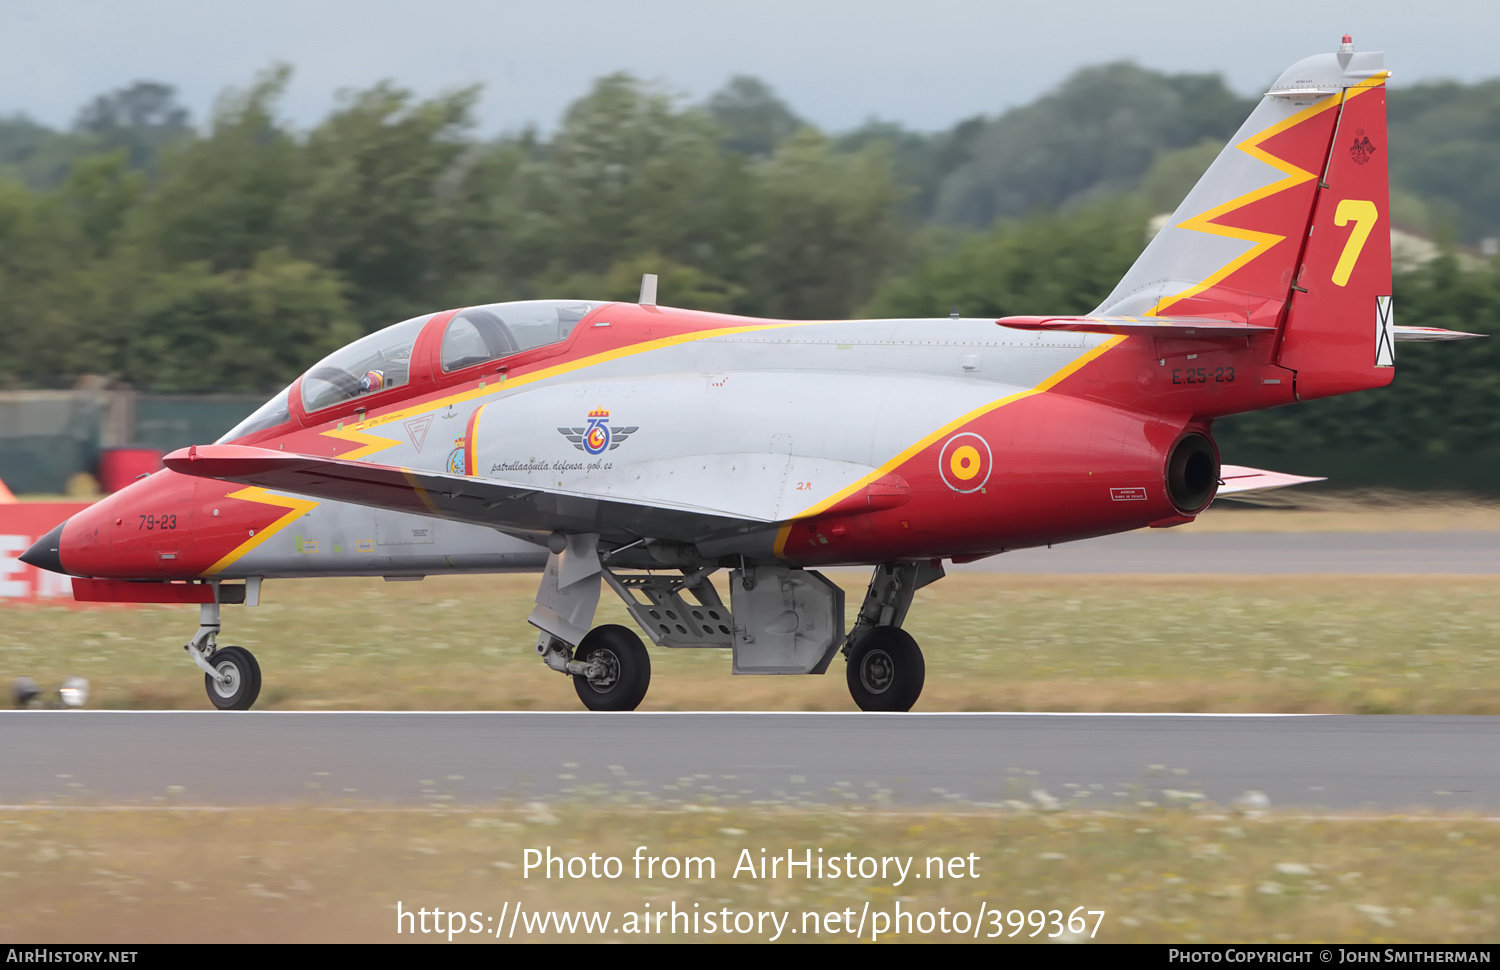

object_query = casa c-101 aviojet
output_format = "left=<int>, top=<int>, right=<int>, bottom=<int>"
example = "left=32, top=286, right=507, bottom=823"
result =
left=22, top=38, right=1481, bottom=713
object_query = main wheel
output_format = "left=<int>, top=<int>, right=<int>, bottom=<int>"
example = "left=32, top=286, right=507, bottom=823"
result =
left=204, top=646, right=262, bottom=711
left=846, top=627, right=924, bottom=712
left=572, top=625, right=651, bottom=712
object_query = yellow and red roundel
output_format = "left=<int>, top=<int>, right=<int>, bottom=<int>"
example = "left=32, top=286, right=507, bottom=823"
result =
left=938, top=432, right=992, bottom=493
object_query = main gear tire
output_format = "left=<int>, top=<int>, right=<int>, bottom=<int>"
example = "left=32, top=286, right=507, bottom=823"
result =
left=572, top=625, right=651, bottom=712
left=846, top=627, right=924, bottom=712
left=204, top=646, right=262, bottom=711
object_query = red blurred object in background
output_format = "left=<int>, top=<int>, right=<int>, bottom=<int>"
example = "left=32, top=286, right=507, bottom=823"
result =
left=98, top=448, right=163, bottom=493
left=0, top=502, right=92, bottom=603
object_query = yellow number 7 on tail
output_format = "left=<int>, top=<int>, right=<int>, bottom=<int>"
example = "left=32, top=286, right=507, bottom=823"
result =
left=1332, top=199, right=1378, bottom=287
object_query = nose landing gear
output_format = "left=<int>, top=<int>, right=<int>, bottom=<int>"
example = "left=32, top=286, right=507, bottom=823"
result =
left=183, top=599, right=263, bottom=711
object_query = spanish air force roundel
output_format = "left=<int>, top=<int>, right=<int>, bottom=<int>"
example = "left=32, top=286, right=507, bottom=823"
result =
left=938, top=432, right=992, bottom=493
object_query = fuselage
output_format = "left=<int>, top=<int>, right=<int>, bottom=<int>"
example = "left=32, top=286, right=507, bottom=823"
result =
left=41, top=299, right=1297, bottom=582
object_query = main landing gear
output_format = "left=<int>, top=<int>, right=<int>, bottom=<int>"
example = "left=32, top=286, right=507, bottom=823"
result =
left=845, top=626, right=925, bottom=712
left=184, top=599, right=263, bottom=711
left=527, top=533, right=947, bottom=713
left=572, top=626, right=652, bottom=711
left=536, top=627, right=652, bottom=712
left=837, top=561, right=944, bottom=712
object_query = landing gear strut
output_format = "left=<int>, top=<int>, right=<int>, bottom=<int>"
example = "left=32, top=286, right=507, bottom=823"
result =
left=531, top=532, right=657, bottom=710
left=184, top=600, right=263, bottom=711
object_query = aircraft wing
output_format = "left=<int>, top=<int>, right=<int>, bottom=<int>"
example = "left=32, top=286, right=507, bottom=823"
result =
left=163, top=444, right=768, bottom=544
left=1217, top=464, right=1324, bottom=496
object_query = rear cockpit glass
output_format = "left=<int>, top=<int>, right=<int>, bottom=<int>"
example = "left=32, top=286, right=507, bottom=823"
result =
left=441, top=300, right=601, bottom=373
left=218, top=384, right=293, bottom=442
left=300, top=314, right=432, bottom=413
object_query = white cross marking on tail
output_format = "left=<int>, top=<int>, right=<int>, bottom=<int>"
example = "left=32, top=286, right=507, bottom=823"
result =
left=1375, top=295, right=1395, bottom=367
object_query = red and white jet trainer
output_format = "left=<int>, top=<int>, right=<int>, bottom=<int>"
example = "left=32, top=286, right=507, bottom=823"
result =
left=24, top=38, right=1478, bottom=712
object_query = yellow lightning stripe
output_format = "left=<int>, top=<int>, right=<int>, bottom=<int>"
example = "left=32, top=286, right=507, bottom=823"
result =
left=1152, top=96, right=1342, bottom=314
left=1151, top=74, right=1388, bottom=317
left=203, top=487, right=320, bottom=575
left=318, top=319, right=834, bottom=461
left=773, top=335, right=1127, bottom=557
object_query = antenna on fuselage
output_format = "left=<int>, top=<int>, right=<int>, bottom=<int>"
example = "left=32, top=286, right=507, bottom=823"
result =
left=639, top=273, right=658, bottom=307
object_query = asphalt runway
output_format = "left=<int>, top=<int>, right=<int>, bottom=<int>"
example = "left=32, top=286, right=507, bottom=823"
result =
left=952, top=530, right=1500, bottom=573
left=2, top=712, right=1496, bottom=812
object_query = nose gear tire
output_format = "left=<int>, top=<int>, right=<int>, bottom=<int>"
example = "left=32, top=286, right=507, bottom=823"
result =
left=846, top=627, right=924, bottom=712
left=204, top=646, right=262, bottom=711
left=572, top=625, right=651, bottom=712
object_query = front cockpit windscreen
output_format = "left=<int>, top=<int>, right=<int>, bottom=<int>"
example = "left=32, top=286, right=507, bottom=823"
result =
left=217, top=383, right=293, bottom=443
left=300, top=313, right=433, bottom=413
left=441, top=300, right=601, bottom=373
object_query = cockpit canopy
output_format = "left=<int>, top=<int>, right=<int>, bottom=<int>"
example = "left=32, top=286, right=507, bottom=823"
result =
left=217, top=299, right=603, bottom=443
left=441, top=301, right=600, bottom=373
left=301, top=313, right=433, bottom=414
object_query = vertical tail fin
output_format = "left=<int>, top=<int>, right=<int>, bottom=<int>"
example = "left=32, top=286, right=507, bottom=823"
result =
left=1094, top=38, right=1391, bottom=401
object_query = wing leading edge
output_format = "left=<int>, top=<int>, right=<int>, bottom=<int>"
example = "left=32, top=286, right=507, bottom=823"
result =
left=163, top=444, right=768, bottom=544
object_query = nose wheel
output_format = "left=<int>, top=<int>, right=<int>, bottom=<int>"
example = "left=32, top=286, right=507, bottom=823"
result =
left=203, top=646, right=262, bottom=711
left=846, top=627, right=924, bottom=712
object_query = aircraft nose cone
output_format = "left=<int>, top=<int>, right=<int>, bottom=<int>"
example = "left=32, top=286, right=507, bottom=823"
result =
left=19, top=522, right=66, bottom=575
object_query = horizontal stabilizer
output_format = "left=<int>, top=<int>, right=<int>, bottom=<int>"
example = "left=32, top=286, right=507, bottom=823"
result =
left=1217, top=464, right=1325, bottom=496
left=163, top=444, right=766, bottom=543
left=1393, top=325, right=1486, bottom=342
left=998, top=315, right=1275, bottom=337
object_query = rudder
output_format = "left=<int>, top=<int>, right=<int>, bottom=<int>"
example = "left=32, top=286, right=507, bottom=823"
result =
left=1273, top=62, right=1392, bottom=400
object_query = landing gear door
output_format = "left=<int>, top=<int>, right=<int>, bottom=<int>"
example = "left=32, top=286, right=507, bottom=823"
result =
left=729, top=567, right=845, bottom=675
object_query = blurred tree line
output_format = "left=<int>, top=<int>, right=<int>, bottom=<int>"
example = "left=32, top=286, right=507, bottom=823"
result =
left=0, top=69, right=901, bottom=392
left=1, top=62, right=1498, bottom=485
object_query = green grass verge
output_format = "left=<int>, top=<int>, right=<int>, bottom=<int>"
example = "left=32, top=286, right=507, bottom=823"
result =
left=3, top=573, right=1498, bottom=712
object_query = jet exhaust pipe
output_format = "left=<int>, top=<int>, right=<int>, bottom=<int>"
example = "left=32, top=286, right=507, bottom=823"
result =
left=1165, top=432, right=1219, bottom=514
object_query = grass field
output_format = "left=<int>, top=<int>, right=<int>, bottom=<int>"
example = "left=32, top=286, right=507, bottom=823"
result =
left=3, top=571, right=1499, bottom=713
left=7, top=498, right=1494, bottom=946
left=1, top=804, right=1495, bottom=943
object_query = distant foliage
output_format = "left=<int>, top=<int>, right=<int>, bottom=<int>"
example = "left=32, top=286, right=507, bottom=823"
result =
left=861, top=205, right=1150, bottom=319
left=902, top=64, right=1254, bottom=227
left=1216, top=256, right=1500, bottom=460
left=0, top=70, right=901, bottom=390
left=1, top=58, right=1499, bottom=441
left=1388, top=79, right=1500, bottom=243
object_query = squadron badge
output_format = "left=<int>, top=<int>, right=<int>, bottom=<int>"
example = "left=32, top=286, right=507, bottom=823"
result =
left=446, top=436, right=467, bottom=475
left=558, top=408, right=637, bottom=454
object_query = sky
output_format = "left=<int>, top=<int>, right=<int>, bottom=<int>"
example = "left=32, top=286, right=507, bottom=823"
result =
left=2, top=0, right=1497, bottom=136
